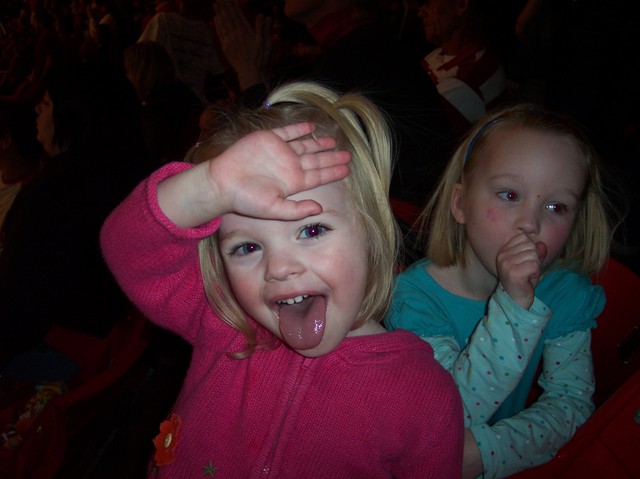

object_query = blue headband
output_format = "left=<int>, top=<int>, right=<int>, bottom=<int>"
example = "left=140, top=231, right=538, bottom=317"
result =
left=463, top=117, right=502, bottom=164
left=464, top=107, right=550, bottom=164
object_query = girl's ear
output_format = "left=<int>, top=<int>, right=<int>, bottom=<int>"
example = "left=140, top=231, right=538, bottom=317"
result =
left=451, top=183, right=466, bottom=225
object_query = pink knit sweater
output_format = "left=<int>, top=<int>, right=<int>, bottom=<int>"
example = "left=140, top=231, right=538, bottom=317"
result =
left=100, top=163, right=463, bottom=478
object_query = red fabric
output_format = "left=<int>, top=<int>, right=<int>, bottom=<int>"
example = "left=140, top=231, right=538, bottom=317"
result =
left=390, top=196, right=422, bottom=227
left=509, top=369, right=640, bottom=479
left=590, top=257, right=640, bottom=406
left=510, top=258, right=640, bottom=478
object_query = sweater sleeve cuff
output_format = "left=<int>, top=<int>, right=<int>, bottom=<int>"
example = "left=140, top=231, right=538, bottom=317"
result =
left=146, top=162, right=222, bottom=239
left=493, top=285, right=552, bottom=330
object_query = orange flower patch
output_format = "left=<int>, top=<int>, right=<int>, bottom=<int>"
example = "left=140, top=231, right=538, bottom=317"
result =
left=152, top=413, right=182, bottom=466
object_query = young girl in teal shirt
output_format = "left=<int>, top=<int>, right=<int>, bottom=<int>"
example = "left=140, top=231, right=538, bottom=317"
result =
left=386, top=105, right=616, bottom=478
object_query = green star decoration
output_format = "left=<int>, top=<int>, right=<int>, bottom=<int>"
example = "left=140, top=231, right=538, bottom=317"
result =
left=202, top=461, right=219, bottom=477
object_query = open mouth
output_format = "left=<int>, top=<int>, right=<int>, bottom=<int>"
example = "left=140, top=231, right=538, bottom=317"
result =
left=276, top=294, right=327, bottom=351
left=277, top=294, right=308, bottom=306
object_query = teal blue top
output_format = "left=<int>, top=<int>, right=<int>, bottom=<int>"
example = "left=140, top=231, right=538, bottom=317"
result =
left=385, top=259, right=605, bottom=478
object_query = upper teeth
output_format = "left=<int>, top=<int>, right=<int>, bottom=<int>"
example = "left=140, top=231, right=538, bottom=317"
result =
left=278, top=294, right=308, bottom=305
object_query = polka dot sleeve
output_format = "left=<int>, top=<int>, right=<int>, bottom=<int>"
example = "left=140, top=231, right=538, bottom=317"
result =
left=427, top=286, right=553, bottom=427
left=470, top=329, right=595, bottom=478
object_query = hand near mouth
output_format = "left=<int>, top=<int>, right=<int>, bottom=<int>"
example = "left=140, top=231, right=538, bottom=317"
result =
left=496, top=233, right=547, bottom=310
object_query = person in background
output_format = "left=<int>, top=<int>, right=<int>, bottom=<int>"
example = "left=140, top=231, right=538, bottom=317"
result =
left=418, top=0, right=508, bottom=138
left=141, top=0, right=180, bottom=32
left=138, top=0, right=226, bottom=103
left=386, top=105, right=618, bottom=478
left=123, top=41, right=203, bottom=165
left=101, top=80, right=463, bottom=478
left=213, top=0, right=451, bottom=209
left=0, top=61, right=150, bottom=381
left=0, top=99, right=42, bottom=234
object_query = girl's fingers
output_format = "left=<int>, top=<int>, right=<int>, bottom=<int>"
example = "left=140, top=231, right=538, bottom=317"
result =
left=503, top=232, right=535, bottom=249
left=288, top=137, right=337, bottom=155
left=298, top=150, right=351, bottom=170
left=270, top=122, right=315, bottom=142
left=501, top=233, right=546, bottom=260
left=301, top=163, right=351, bottom=191
left=269, top=198, right=324, bottom=221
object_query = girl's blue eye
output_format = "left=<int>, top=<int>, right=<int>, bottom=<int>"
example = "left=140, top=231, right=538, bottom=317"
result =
left=231, top=242, right=261, bottom=256
left=497, top=191, right=519, bottom=202
left=300, top=223, right=328, bottom=239
left=545, top=203, right=568, bottom=214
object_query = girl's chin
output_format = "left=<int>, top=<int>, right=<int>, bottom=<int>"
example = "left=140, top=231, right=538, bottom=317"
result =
left=290, top=339, right=337, bottom=358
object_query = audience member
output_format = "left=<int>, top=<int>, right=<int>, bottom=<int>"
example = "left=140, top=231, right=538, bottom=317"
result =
left=29, top=9, right=62, bottom=83
left=0, top=61, right=151, bottom=381
left=86, top=0, right=120, bottom=41
left=138, top=0, right=226, bottom=103
left=418, top=0, right=508, bottom=138
left=214, top=0, right=451, bottom=208
left=80, top=0, right=128, bottom=67
left=123, top=41, right=204, bottom=164
left=0, top=8, right=34, bottom=97
left=140, top=0, right=179, bottom=32
left=0, top=99, right=42, bottom=232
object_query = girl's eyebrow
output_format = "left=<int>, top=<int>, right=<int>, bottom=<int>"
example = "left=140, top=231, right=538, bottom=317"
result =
left=487, top=173, right=525, bottom=183
left=218, top=207, right=343, bottom=241
left=218, top=228, right=251, bottom=243
left=488, top=174, right=582, bottom=198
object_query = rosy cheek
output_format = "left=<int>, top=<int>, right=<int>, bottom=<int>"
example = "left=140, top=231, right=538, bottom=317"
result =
left=485, top=208, right=497, bottom=222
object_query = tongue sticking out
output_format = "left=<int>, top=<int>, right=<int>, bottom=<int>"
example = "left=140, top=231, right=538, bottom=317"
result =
left=278, top=296, right=327, bottom=350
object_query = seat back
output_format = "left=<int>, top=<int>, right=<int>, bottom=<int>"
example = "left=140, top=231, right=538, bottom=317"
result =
left=591, top=257, right=640, bottom=406
left=509, top=258, right=640, bottom=478
left=0, top=308, right=152, bottom=479
left=509, top=368, right=640, bottom=478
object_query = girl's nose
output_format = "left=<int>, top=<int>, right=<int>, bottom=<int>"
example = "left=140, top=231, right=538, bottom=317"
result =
left=264, top=250, right=304, bottom=282
left=515, top=208, right=540, bottom=236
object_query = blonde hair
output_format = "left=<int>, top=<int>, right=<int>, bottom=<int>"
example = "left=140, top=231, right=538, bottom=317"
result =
left=420, top=104, right=616, bottom=275
left=189, top=82, right=399, bottom=356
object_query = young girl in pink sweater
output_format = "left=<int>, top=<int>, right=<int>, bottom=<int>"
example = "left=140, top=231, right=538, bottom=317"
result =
left=100, top=81, right=463, bottom=478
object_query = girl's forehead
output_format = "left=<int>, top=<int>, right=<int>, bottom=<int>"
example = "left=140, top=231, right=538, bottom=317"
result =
left=219, top=181, right=354, bottom=234
left=470, top=127, right=587, bottom=183
left=478, top=126, right=581, bottom=163
left=287, top=177, right=348, bottom=203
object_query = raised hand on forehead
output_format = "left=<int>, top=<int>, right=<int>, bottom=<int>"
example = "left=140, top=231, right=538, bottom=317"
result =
left=208, top=122, right=351, bottom=220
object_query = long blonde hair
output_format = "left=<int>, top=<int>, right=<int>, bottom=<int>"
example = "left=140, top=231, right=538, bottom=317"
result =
left=420, top=104, right=616, bottom=275
left=189, top=82, right=400, bottom=356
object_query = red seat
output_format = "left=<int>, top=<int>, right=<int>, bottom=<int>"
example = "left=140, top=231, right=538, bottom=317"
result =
left=390, top=196, right=422, bottom=228
left=590, top=257, right=640, bottom=406
left=509, top=257, right=640, bottom=478
left=0, top=307, right=152, bottom=479
left=509, top=369, right=640, bottom=478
